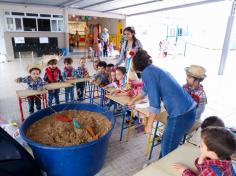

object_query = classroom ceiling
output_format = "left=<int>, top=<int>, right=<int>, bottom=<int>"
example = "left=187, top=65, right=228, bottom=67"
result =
left=0, top=0, right=226, bottom=16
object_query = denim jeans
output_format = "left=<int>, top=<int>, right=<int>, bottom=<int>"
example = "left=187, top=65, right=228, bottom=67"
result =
left=65, top=87, right=74, bottom=103
left=159, top=107, right=196, bottom=158
left=76, top=82, right=85, bottom=101
left=48, top=89, right=60, bottom=106
left=27, top=96, right=41, bottom=113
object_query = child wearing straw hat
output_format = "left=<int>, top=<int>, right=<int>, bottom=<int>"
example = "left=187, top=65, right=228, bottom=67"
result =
left=43, top=55, right=63, bottom=106
left=15, top=64, right=43, bottom=113
left=183, top=65, right=207, bottom=120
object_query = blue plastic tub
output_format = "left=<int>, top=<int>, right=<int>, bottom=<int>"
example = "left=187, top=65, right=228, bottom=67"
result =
left=20, top=103, right=115, bottom=176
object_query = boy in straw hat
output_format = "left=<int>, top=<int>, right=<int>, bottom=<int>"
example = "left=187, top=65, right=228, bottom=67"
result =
left=183, top=65, right=207, bottom=119
left=15, top=64, right=43, bottom=114
left=43, top=55, right=63, bottom=106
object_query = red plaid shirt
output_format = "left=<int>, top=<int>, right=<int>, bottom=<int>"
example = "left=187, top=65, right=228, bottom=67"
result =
left=183, top=84, right=207, bottom=107
left=183, top=158, right=233, bottom=176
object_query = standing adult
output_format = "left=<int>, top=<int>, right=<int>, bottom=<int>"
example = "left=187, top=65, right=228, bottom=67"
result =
left=129, top=49, right=196, bottom=158
left=101, top=28, right=109, bottom=57
left=116, top=27, right=143, bottom=82
left=116, top=27, right=142, bottom=67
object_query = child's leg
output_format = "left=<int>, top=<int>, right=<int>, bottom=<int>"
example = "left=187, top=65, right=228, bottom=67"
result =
left=54, top=89, right=60, bottom=105
left=70, top=87, right=74, bottom=102
left=35, top=96, right=41, bottom=111
left=76, top=82, right=84, bottom=101
left=48, top=91, right=53, bottom=106
left=27, top=96, right=34, bottom=113
left=65, top=88, right=69, bottom=103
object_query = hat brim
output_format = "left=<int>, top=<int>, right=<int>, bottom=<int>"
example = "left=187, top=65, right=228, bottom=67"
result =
left=26, top=65, right=42, bottom=73
left=185, top=67, right=206, bottom=79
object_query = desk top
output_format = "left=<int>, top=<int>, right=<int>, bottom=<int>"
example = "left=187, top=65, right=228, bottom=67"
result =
left=65, top=78, right=89, bottom=84
left=105, top=94, right=137, bottom=106
left=134, top=143, right=199, bottom=176
left=44, top=82, right=73, bottom=90
left=16, top=89, right=47, bottom=98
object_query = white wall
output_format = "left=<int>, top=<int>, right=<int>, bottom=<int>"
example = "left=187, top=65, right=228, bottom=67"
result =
left=0, top=10, right=7, bottom=61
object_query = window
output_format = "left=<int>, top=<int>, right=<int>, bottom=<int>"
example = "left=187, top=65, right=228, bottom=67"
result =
left=6, top=17, right=14, bottom=31
left=12, top=12, right=24, bottom=16
left=51, top=20, right=57, bottom=31
left=15, top=18, right=23, bottom=31
left=58, top=20, right=64, bottom=32
left=53, top=15, right=63, bottom=18
left=26, top=13, right=38, bottom=17
left=23, top=18, right=37, bottom=31
left=40, top=14, right=51, bottom=17
left=37, top=19, right=51, bottom=31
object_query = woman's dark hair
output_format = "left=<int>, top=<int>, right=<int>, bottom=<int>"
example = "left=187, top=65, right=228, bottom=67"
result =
left=116, top=66, right=126, bottom=75
left=201, top=116, right=225, bottom=129
left=64, top=57, right=73, bottom=64
left=133, top=48, right=152, bottom=72
left=48, top=59, right=57, bottom=66
left=124, top=27, right=137, bottom=48
left=201, top=127, right=236, bottom=160
left=98, top=61, right=107, bottom=68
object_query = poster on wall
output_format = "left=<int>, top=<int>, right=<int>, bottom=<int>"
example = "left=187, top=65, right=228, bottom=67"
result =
left=14, top=37, right=25, bottom=44
left=39, top=37, right=49, bottom=43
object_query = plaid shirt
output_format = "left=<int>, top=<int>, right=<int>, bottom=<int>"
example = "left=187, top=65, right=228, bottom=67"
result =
left=19, top=76, right=43, bottom=90
left=62, top=67, right=75, bottom=80
left=74, top=66, right=89, bottom=78
left=183, top=158, right=234, bottom=176
left=183, top=84, right=207, bottom=107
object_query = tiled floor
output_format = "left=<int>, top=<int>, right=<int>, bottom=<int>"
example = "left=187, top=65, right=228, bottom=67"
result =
left=0, top=52, right=235, bottom=175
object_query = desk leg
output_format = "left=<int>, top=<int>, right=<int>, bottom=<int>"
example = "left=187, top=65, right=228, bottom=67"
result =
left=120, top=106, right=126, bottom=141
left=149, top=121, right=159, bottom=160
left=42, top=94, right=45, bottom=109
left=18, top=97, right=24, bottom=122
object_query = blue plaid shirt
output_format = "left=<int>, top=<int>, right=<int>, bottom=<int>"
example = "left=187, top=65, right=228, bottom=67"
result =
left=19, top=76, right=44, bottom=90
left=74, top=66, right=89, bottom=78
left=141, top=65, right=196, bottom=117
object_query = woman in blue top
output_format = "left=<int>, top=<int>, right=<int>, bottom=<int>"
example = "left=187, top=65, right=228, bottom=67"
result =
left=129, top=49, right=196, bottom=158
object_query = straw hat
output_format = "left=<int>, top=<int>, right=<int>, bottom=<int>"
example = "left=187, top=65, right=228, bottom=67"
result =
left=26, top=63, right=42, bottom=73
left=41, top=55, right=60, bottom=67
left=103, top=28, right=108, bottom=32
left=185, top=65, right=206, bottom=79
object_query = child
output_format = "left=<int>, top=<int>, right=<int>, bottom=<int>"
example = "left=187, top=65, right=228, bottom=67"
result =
left=43, top=55, right=63, bottom=106
left=15, top=64, right=43, bottom=114
left=183, top=65, right=207, bottom=119
left=62, top=57, right=75, bottom=103
left=108, top=42, right=114, bottom=57
left=90, top=59, right=99, bottom=77
left=91, top=61, right=109, bottom=87
left=201, top=116, right=225, bottom=129
left=109, top=68, right=116, bottom=84
left=173, top=127, right=236, bottom=175
left=75, top=57, right=89, bottom=101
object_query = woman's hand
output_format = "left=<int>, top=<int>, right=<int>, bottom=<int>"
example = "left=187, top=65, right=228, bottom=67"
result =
left=172, top=163, right=189, bottom=174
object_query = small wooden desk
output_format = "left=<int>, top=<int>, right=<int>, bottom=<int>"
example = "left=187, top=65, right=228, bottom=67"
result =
left=44, top=82, right=73, bottom=90
left=16, top=89, right=47, bottom=121
left=134, top=143, right=199, bottom=176
left=65, top=78, right=90, bottom=84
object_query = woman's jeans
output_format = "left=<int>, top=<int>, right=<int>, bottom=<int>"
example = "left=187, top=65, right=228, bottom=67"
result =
left=159, top=107, right=196, bottom=158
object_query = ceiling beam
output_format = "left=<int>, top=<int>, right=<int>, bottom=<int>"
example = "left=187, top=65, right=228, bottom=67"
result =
left=127, top=0, right=225, bottom=16
left=102, top=0, right=162, bottom=12
left=60, top=0, right=85, bottom=7
left=80, top=0, right=116, bottom=9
